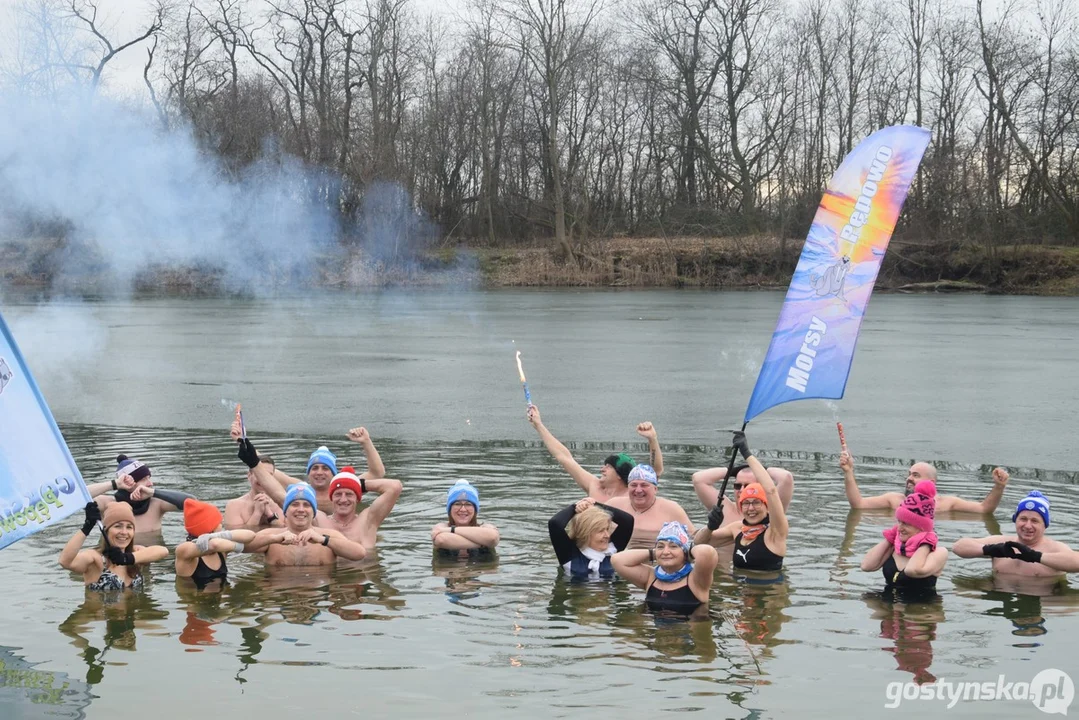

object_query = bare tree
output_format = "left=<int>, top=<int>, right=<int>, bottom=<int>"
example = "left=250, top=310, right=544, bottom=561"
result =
left=503, top=0, right=604, bottom=262
left=68, top=0, right=164, bottom=90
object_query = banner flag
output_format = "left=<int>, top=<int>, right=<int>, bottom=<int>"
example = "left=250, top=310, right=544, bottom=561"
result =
left=0, top=309, right=90, bottom=549
left=744, top=125, right=931, bottom=423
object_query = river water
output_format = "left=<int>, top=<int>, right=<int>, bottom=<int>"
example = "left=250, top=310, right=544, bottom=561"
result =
left=1, top=291, right=1077, bottom=719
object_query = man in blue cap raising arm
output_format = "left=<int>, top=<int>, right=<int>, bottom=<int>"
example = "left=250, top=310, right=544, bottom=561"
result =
left=952, top=491, right=1079, bottom=579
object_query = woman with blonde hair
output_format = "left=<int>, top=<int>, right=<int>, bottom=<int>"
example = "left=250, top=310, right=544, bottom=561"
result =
left=548, top=497, right=634, bottom=580
left=59, top=502, right=168, bottom=591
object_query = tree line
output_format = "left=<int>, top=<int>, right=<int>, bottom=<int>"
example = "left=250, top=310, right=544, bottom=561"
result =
left=8, top=0, right=1079, bottom=263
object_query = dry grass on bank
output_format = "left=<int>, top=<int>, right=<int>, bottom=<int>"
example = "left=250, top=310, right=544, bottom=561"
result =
left=477, top=235, right=797, bottom=288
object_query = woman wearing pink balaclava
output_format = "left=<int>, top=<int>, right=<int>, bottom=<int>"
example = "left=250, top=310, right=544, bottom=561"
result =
left=860, top=480, right=948, bottom=596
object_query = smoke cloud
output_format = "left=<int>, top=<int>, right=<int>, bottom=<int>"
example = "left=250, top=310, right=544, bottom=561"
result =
left=0, top=89, right=343, bottom=295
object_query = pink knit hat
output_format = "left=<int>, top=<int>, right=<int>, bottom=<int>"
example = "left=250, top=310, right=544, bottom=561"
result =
left=895, top=480, right=936, bottom=532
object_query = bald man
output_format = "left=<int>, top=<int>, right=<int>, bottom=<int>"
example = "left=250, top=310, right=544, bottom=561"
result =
left=842, top=454, right=1009, bottom=513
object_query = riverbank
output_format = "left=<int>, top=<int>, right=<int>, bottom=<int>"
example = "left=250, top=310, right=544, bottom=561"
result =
left=467, top=237, right=1079, bottom=295
left=3, top=236, right=1078, bottom=296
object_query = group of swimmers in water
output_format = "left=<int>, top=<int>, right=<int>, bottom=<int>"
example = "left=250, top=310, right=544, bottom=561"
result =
left=58, top=405, right=1079, bottom=618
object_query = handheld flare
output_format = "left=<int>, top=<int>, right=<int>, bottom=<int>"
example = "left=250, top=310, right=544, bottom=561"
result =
left=515, top=351, right=532, bottom=406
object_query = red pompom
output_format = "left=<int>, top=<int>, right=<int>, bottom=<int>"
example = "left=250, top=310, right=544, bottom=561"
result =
left=914, top=480, right=937, bottom=498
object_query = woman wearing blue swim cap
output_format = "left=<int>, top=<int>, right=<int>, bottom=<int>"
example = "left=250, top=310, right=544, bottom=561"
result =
left=613, top=520, right=717, bottom=616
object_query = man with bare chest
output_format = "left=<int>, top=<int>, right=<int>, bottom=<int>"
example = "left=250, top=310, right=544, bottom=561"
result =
left=952, top=491, right=1079, bottom=580
left=247, top=483, right=366, bottom=566
left=314, top=467, right=402, bottom=550
left=86, top=455, right=195, bottom=534
left=606, top=465, right=694, bottom=549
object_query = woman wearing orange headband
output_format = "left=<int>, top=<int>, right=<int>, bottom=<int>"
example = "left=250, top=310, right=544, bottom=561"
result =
left=693, top=431, right=787, bottom=572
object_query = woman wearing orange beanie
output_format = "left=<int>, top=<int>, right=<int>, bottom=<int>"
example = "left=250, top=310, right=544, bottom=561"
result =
left=59, top=502, right=169, bottom=590
left=175, top=499, right=255, bottom=589
left=860, top=480, right=948, bottom=596
left=693, top=431, right=788, bottom=572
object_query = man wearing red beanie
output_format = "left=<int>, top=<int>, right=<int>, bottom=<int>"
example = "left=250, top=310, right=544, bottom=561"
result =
left=314, top=466, right=402, bottom=550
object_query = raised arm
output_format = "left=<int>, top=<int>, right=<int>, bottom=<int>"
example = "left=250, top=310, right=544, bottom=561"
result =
left=603, top=503, right=635, bottom=551
left=59, top=503, right=100, bottom=572
left=690, top=467, right=726, bottom=509
left=943, top=468, right=1009, bottom=514
left=841, top=451, right=899, bottom=510
left=636, top=422, right=664, bottom=477
left=688, top=544, right=718, bottom=596
left=347, top=427, right=385, bottom=479
left=547, top=501, right=582, bottom=566
left=152, top=488, right=196, bottom=512
left=528, top=405, right=600, bottom=497
left=611, top=548, right=654, bottom=589
left=84, top=481, right=115, bottom=499
left=360, top=477, right=403, bottom=531
left=734, top=432, right=787, bottom=541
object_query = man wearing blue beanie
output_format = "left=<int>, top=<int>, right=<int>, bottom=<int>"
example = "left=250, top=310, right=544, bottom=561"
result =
left=952, top=490, right=1079, bottom=581
left=245, top=482, right=368, bottom=565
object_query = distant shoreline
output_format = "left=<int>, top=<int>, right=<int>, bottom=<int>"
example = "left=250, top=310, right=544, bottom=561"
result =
left=3, top=236, right=1078, bottom=297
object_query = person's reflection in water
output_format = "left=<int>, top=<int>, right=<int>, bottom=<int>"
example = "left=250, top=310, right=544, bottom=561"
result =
left=952, top=573, right=1079, bottom=646
left=990, top=591, right=1048, bottom=642
left=327, top=560, right=406, bottom=619
left=723, top=573, right=793, bottom=659
left=175, top=577, right=231, bottom=649
left=58, top=591, right=168, bottom=685
left=864, top=590, right=944, bottom=685
left=432, top=552, right=498, bottom=606
left=604, top=584, right=718, bottom=664
left=548, top=577, right=623, bottom=627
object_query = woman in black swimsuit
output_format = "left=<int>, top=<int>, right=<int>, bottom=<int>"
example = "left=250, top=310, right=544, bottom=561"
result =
left=860, top=480, right=947, bottom=596
left=175, top=500, right=254, bottom=590
left=613, top=521, right=717, bottom=615
left=693, top=431, right=788, bottom=572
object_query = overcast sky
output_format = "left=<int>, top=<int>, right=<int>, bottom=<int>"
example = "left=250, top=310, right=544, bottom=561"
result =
left=0, top=0, right=459, bottom=100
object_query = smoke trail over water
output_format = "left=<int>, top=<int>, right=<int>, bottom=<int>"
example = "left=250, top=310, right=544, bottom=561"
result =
left=0, top=90, right=339, bottom=295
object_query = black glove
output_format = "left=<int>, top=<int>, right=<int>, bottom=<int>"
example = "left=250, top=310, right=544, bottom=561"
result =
left=237, top=437, right=260, bottom=469
left=732, top=431, right=752, bottom=460
left=890, top=569, right=909, bottom=586
left=81, top=502, right=101, bottom=535
left=104, top=546, right=136, bottom=565
left=1005, top=541, right=1043, bottom=564
left=707, top=503, right=724, bottom=531
left=982, top=542, right=1012, bottom=558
